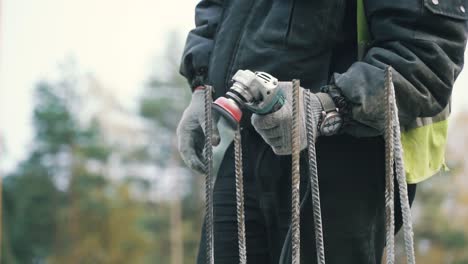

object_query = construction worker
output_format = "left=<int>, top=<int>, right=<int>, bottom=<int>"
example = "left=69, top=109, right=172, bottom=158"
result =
left=176, top=0, right=468, bottom=263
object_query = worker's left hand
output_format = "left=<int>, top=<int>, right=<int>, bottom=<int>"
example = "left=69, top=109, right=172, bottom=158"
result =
left=251, top=82, right=323, bottom=155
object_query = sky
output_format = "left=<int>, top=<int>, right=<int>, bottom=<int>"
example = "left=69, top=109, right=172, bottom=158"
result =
left=0, top=0, right=197, bottom=171
left=1, top=0, right=468, bottom=172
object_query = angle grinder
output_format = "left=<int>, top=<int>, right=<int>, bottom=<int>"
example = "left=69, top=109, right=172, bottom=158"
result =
left=212, top=69, right=285, bottom=128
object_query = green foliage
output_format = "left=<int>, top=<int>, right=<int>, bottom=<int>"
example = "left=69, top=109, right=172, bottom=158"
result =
left=138, top=32, right=191, bottom=172
left=407, top=166, right=468, bottom=262
left=76, top=119, right=112, bottom=162
left=2, top=155, right=59, bottom=263
left=50, top=176, right=153, bottom=264
left=137, top=31, right=204, bottom=263
left=33, top=81, right=78, bottom=153
left=139, top=31, right=190, bottom=132
left=1, top=32, right=205, bottom=264
left=2, top=62, right=155, bottom=263
left=441, top=230, right=467, bottom=249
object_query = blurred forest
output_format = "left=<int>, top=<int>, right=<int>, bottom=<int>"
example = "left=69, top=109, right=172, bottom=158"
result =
left=1, top=32, right=468, bottom=263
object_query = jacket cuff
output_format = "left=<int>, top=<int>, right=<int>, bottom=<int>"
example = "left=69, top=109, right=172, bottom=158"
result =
left=190, top=67, right=208, bottom=91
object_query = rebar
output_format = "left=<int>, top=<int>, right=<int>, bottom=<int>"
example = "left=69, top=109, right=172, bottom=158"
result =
left=388, top=68, right=416, bottom=264
left=199, top=68, right=417, bottom=264
left=291, top=79, right=301, bottom=264
left=305, top=90, right=326, bottom=264
left=234, top=127, right=247, bottom=264
left=203, top=85, right=215, bottom=264
left=384, top=68, right=396, bottom=264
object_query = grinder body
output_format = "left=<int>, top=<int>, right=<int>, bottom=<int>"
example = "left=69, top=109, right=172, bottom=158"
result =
left=210, top=69, right=285, bottom=182
left=212, top=70, right=285, bottom=128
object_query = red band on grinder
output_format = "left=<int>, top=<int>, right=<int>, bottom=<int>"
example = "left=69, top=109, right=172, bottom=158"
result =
left=213, top=97, right=242, bottom=123
left=194, top=85, right=205, bottom=91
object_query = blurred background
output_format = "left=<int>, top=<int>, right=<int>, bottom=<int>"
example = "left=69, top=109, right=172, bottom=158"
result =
left=0, top=0, right=467, bottom=263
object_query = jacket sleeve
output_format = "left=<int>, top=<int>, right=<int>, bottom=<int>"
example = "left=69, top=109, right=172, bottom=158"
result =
left=180, top=0, right=224, bottom=90
left=332, top=0, right=468, bottom=137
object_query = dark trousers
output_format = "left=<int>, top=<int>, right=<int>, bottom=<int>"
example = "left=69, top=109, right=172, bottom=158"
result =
left=197, top=128, right=416, bottom=264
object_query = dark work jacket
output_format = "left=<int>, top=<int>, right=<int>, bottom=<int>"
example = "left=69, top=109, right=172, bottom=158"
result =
left=180, top=0, right=468, bottom=137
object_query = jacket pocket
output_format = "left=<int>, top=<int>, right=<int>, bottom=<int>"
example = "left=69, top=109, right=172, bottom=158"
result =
left=255, top=0, right=345, bottom=53
left=424, top=0, right=468, bottom=20
left=368, top=0, right=468, bottom=20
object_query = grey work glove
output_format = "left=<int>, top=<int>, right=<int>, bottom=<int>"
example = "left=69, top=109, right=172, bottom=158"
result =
left=251, top=82, right=323, bottom=155
left=176, top=89, right=219, bottom=174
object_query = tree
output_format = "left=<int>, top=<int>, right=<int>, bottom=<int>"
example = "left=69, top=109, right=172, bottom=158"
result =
left=1, top=154, right=59, bottom=264
left=2, top=61, right=157, bottom=263
left=139, top=31, right=204, bottom=264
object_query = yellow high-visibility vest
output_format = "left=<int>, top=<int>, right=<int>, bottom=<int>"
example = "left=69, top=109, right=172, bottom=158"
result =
left=357, top=0, right=449, bottom=183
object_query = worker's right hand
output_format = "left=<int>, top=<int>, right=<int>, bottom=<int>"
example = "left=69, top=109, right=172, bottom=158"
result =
left=176, top=88, right=218, bottom=174
left=176, top=89, right=206, bottom=174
